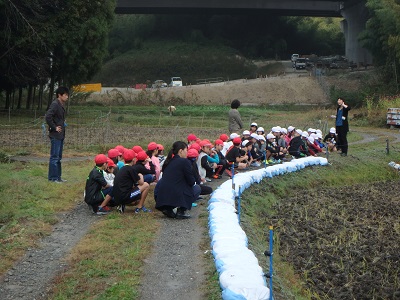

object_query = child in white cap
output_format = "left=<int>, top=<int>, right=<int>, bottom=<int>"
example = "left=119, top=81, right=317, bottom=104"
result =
left=323, top=127, right=338, bottom=152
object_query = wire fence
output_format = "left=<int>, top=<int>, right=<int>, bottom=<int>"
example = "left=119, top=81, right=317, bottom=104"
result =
left=0, top=109, right=223, bottom=151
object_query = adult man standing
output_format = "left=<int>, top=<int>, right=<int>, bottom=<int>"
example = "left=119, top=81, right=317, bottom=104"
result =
left=334, top=97, right=351, bottom=156
left=45, top=86, right=69, bottom=182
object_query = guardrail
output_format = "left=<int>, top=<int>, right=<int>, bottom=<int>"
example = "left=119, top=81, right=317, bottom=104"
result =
left=196, top=77, right=225, bottom=85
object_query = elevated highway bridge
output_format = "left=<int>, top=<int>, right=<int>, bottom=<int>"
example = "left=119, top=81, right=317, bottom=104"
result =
left=115, top=0, right=371, bottom=64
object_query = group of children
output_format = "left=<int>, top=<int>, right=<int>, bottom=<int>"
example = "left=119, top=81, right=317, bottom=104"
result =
left=84, top=123, right=338, bottom=215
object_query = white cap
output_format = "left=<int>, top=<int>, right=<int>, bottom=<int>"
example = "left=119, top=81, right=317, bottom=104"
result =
left=316, top=133, right=323, bottom=139
left=316, top=129, right=322, bottom=135
left=229, top=133, right=240, bottom=140
left=288, top=126, right=295, bottom=132
left=250, top=122, right=258, bottom=127
left=281, top=128, right=288, bottom=134
left=250, top=133, right=259, bottom=140
left=266, top=133, right=275, bottom=140
left=257, top=127, right=265, bottom=133
left=242, top=130, right=250, bottom=135
left=295, top=129, right=303, bottom=135
left=242, top=140, right=250, bottom=147
left=301, top=131, right=309, bottom=138
left=329, top=127, right=336, bottom=134
left=307, top=128, right=313, bottom=132
left=310, top=133, right=318, bottom=139
left=258, top=135, right=266, bottom=141
left=272, top=126, right=281, bottom=133
left=307, top=136, right=315, bottom=144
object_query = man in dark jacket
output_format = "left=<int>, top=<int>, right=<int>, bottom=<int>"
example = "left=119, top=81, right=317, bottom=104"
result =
left=45, top=86, right=69, bottom=182
left=334, top=97, right=351, bottom=156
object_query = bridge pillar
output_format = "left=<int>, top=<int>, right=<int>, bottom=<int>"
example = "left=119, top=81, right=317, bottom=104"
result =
left=341, top=0, right=372, bottom=66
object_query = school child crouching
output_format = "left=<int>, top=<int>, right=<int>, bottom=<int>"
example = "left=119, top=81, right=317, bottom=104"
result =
left=84, top=154, right=114, bottom=215
left=112, top=149, right=151, bottom=214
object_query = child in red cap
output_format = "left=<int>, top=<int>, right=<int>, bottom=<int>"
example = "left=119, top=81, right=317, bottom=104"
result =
left=146, top=142, right=161, bottom=181
left=103, top=158, right=116, bottom=186
left=197, top=140, right=218, bottom=182
left=187, top=133, right=197, bottom=146
left=113, top=150, right=151, bottom=213
left=133, top=150, right=156, bottom=184
left=213, top=139, right=228, bottom=178
left=84, top=154, right=113, bottom=215
left=225, top=137, right=248, bottom=175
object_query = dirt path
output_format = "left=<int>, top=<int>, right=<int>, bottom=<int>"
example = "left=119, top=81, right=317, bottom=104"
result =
left=0, top=202, right=97, bottom=300
left=139, top=200, right=209, bottom=300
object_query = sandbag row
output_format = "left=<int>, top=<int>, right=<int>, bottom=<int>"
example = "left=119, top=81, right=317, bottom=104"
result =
left=208, top=157, right=329, bottom=300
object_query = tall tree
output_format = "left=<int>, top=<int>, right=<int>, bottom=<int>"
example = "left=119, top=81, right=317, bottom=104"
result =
left=360, top=0, right=400, bottom=85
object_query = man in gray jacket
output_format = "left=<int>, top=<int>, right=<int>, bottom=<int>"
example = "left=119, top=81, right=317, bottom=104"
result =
left=45, top=86, right=69, bottom=182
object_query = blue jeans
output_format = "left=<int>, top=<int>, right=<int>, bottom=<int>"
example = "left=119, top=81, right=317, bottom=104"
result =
left=48, top=137, right=64, bottom=181
left=143, top=174, right=156, bottom=184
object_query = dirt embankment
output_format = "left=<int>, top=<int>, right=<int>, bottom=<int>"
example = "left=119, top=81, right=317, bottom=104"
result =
left=87, top=74, right=329, bottom=106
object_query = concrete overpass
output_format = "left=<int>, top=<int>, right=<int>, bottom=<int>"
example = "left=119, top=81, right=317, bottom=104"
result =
left=115, top=0, right=372, bottom=65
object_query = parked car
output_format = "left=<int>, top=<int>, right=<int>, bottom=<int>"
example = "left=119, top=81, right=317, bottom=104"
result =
left=291, top=54, right=299, bottom=62
left=295, top=58, right=306, bottom=70
left=152, top=80, right=168, bottom=88
left=169, top=77, right=182, bottom=87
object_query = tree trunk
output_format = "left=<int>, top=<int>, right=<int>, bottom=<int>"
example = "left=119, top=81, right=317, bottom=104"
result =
left=26, top=85, right=33, bottom=109
left=5, top=90, right=10, bottom=109
left=32, top=85, right=36, bottom=109
left=17, top=87, right=23, bottom=109
left=38, top=84, right=44, bottom=110
left=11, top=89, right=15, bottom=109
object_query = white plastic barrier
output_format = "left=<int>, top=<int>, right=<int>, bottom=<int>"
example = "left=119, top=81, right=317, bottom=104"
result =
left=208, top=157, right=328, bottom=300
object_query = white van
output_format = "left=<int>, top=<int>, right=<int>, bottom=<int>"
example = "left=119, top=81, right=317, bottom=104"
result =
left=170, top=77, right=182, bottom=87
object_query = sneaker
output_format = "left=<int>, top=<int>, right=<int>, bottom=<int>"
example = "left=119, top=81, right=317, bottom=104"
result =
left=96, top=206, right=110, bottom=215
left=205, top=177, right=212, bottom=182
left=251, top=162, right=261, bottom=167
left=192, top=202, right=198, bottom=207
left=176, top=208, right=191, bottom=219
left=134, top=206, right=152, bottom=213
left=162, top=209, right=176, bottom=218
left=117, top=204, right=125, bottom=213
left=58, top=178, right=67, bottom=182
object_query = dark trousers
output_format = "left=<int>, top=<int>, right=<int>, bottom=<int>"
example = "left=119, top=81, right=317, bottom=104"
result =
left=48, top=137, right=64, bottom=181
left=336, top=126, right=348, bottom=154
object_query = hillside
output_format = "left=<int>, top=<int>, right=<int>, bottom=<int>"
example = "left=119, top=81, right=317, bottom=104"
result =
left=87, top=74, right=329, bottom=106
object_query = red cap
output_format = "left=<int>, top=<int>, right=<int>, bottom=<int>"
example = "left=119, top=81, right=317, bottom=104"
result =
left=219, top=134, right=229, bottom=142
left=107, top=158, right=116, bottom=168
left=200, top=140, right=212, bottom=147
left=189, top=143, right=200, bottom=152
left=215, top=139, right=224, bottom=145
left=187, top=133, right=197, bottom=142
left=147, top=142, right=158, bottom=151
left=95, top=154, right=108, bottom=165
left=233, top=137, right=242, bottom=145
left=157, top=144, right=164, bottom=151
left=187, top=149, right=199, bottom=158
left=136, top=151, right=149, bottom=161
left=115, top=145, right=125, bottom=154
left=108, top=148, right=121, bottom=159
left=132, top=145, right=143, bottom=153
left=123, top=149, right=136, bottom=161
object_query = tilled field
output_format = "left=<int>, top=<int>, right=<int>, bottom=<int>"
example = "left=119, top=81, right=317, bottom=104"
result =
left=274, top=181, right=400, bottom=299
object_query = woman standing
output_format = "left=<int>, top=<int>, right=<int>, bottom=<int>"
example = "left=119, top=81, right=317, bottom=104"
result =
left=154, top=141, right=196, bottom=219
left=333, top=97, right=351, bottom=156
left=228, top=99, right=244, bottom=133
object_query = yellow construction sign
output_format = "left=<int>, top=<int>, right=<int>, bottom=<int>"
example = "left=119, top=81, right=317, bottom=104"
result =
left=73, top=83, right=102, bottom=92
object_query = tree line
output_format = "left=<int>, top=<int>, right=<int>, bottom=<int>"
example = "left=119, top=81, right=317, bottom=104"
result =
left=0, top=0, right=115, bottom=109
